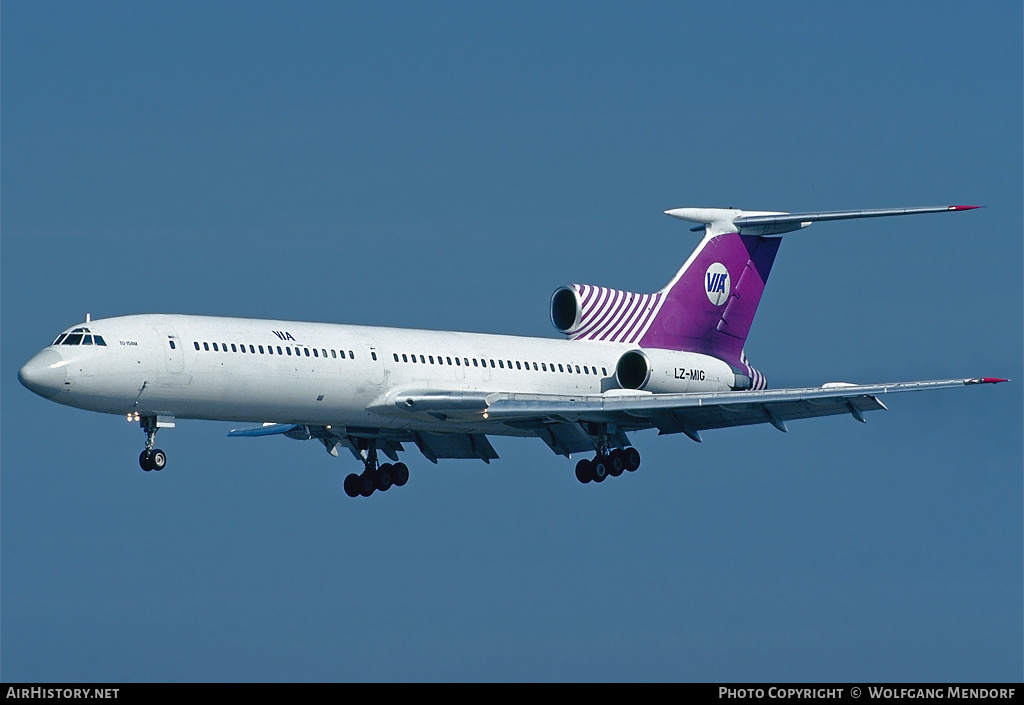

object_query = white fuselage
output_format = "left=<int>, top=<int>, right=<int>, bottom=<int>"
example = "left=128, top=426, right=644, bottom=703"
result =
left=23, top=313, right=737, bottom=437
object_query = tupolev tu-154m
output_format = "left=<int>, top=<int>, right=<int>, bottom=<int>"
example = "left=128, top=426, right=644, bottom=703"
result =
left=19, top=204, right=1006, bottom=498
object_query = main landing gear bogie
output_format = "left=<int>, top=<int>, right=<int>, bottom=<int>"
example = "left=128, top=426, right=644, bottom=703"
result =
left=344, top=462, right=410, bottom=498
left=575, top=447, right=641, bottom=484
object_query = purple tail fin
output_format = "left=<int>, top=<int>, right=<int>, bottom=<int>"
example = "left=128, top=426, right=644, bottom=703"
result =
left=639, top=232, right=781, bottom=367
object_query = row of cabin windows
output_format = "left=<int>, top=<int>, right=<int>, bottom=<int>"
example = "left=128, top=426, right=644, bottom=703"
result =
left=191, top=341, right=368, bottom=360
left=391, top=352, right=606, bottom=376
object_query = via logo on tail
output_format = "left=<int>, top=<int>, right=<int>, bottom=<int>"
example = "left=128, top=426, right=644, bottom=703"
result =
left=705, top=263, right=731, bottom=306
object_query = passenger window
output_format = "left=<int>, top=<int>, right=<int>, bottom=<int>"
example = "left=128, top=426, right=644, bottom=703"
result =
left=370, top=352, right=376, bottom=361
left=420, top=355, right=425, bottom=363
left=602, top=367, right=607, bottom=376
left=286, top=347, right=292, bottom=356
left=313, top=349, right=319, bottom=357
left=321, top=349, right=327, bottom=358
left=213, top=343, right=219, bottom=351
left=490, top=360, right=495, bottom=368
left=304, top=349, right=310, bottom=357
left=575, top=365, right=580, bottom=374
left=259, top=345, right=264, bottom=354
left=402, top=354, right=408, bottom=362
left=394, top=353, right=400, bottom=362
left=251, top=345, right=257, bottom=354
left=558, top=364, right=563, bottom=372
left=533, top=362, right=538, bottom=370
left=472, top=359, right=478, bottom=367
left=331, top=350, right=337, bottom=359
left=499, top=360, right=504, bottom=368
left=204, top=343, right=211, bottom=351
left=222, top=343, right=228, bottom=352
left=349, top=351, right=354, bottom=359
left=231, top=344, right=237, bottom=352
left=277, top=346, right=283, bottom=355
left=446, top=357, right=452, bottom=365
left=340, top=350, right=346, bottom=359
left=194, top=342, right=200, bottom=351
left=165, top=340, right=173, bottom=350
left=429, top=356, right=434, bottom=364
left=516, top=361, right=521, bottom=370
left=240, top=344, right=246, bottom=353
left=268, top=346, right=274, bottom=355
left=507, top=360, right=512, bottom=369
left=455, top=357, right=461, bottom=366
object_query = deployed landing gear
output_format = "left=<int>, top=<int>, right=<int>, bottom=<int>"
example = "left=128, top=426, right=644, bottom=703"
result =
left=139, top=448, right=167, bottom=472
left=138, top=416, right=167, bottom=472
left=575, top=447, right=641, bottom=484
left=343, top=442, right=409, bottom=498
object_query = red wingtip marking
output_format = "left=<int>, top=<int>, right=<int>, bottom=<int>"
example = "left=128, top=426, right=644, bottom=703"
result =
left=981, top=377, right=1008, bottom=384
left=948, top=205, right=981, bottom=211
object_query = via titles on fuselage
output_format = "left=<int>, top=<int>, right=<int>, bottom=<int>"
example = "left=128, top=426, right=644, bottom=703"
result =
left=272, top=330, right=296, bottom=341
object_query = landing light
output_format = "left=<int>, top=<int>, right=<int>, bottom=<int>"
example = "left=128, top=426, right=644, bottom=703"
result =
left=482, top=412, right=489, bottom=419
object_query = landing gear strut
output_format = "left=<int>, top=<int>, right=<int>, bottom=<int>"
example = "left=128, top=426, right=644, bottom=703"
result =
left=138, top=417, right=167, bottom=472
left=575, top=447, right=641, bottom=484
left=343, top=440, right=409, bottom=498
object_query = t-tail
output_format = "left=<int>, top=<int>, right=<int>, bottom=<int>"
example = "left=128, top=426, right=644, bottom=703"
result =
left=550, top=205, right=979, bottom=389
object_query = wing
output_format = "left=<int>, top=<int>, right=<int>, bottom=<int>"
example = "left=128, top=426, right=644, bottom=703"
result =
left=369, top=377, right=1006, bottom=455
left=230, top=378, right=1005, bottom=462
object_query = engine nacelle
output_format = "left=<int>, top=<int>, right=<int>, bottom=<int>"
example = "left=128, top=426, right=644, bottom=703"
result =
left=550, top=286, right=583, bottom=334
left=615, top=348, right=747, bottom=393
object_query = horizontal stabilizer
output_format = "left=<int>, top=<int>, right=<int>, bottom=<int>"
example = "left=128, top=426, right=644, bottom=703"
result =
left=666, top=205, right=979, bottom=237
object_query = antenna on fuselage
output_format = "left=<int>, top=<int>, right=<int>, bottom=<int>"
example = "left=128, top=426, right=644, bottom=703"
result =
left=86, top=313, right=91, bottom=322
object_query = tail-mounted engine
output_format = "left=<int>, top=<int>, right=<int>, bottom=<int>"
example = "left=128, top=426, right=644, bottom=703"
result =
left=615, top=348, right=752, bottom=393
left=551, top=284, right=663, bottom=344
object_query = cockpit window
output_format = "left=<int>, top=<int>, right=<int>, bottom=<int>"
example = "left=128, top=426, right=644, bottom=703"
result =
left=56, top=330, right=107, bottom=346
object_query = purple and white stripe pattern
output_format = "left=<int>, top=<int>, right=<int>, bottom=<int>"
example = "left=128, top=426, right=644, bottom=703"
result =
left=566, top=284, right=665, bottom=344
left=740, top=350, right=768, bottom=390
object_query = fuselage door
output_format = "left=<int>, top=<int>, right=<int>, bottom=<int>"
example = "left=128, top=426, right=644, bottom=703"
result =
left=154, top=324, right=185, bottom=374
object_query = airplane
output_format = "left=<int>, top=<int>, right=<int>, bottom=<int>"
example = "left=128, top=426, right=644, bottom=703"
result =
left=18, top=204, right=1006, bottom=498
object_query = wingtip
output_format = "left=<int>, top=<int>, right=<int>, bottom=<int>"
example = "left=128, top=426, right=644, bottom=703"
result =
left=948, top=205, right=982, bottom=211
left=967, top=377, right=1008, bottom=384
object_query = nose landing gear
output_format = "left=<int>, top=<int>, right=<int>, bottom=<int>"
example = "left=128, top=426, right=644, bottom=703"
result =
left=138, top=416, right=169, bottom=472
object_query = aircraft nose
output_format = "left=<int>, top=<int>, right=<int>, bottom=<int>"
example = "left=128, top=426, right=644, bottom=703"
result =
left=19, top=349, right=67, bottom=399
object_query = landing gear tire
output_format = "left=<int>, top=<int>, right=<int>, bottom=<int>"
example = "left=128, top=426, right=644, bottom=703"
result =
left=608, top=449, right=625, bottom=476
left=344, top=473, right=362, bottom=498
left=591, top=456, right=608, bottom=482
left=624, top=447, right=641, bottom=472
left=358, top=471, right=376, bottom=497
left=150, top=449, right=166, bottom=471
left=375, top=464, right=394, bottom=492
left=140, top=450, right=152, bottom=471
left=575, top=458, right=593, bottom=484
left=392, top=462, right=410, bottom=487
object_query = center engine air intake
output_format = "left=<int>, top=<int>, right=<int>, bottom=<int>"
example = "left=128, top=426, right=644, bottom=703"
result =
left=550, top=286, right=582, bottom=334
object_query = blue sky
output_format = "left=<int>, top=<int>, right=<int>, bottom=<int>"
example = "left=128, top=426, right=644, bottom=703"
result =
left=2, top=1, right=1021, bottom=682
